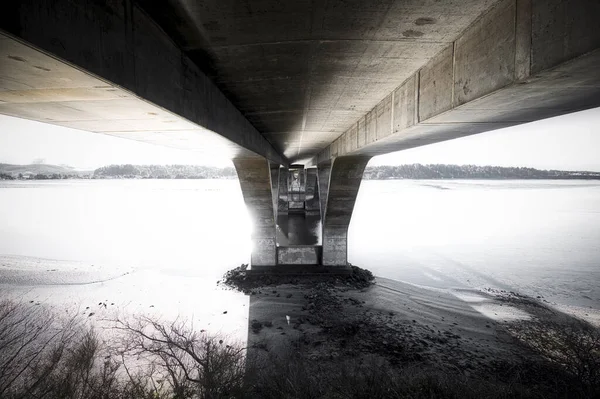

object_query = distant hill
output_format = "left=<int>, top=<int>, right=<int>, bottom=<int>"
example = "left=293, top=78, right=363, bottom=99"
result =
left=0, top=163, right=92, bottom=179
left=362, top=164, right=600, bottom=180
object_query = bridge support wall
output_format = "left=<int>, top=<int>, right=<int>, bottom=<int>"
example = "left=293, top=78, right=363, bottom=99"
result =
left=321, top=156, right=371, bottom=266
left=233, top=158, right=277, bottom=267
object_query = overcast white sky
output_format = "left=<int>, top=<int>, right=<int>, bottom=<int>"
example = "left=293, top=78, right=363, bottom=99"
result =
left=1, top=107, right=599, bottom=171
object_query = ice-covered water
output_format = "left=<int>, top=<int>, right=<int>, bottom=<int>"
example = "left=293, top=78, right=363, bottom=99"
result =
left=1, top=179, right=599, bottom=328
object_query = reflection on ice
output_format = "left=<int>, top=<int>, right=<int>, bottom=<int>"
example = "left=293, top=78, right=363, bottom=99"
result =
left=451, top=290, right=489, bottom=303
left=472, top=303, right=532, bottom=322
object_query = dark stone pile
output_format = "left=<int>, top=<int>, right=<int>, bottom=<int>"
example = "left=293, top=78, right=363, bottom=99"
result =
left=218, top=264, right=374, bottom=293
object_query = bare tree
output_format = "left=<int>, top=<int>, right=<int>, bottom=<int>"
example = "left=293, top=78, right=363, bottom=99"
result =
left=0, top=299, right=80, bottom=398
left=0, top=299, right=128, bottom=399
left=114, top=315, right=247, bottom=399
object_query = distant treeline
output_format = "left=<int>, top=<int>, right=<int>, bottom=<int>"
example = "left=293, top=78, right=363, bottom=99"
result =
left=2, top=163, right=600, bottom=181
left=0, top=163, right=92, bottom=180
left=92, top=164, right=237, bottom=179
left=362, top=164, right=600, bottom=180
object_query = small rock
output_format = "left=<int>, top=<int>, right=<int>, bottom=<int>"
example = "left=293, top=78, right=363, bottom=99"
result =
left=251, top=319, right=263, bottom=333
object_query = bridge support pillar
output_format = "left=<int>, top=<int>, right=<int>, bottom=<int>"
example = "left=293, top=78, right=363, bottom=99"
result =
left=233, top=158, right=277, bottom=267
left=321, top=156, right=371, bottom=266
left=305, top=168, right=320, bottom=214
left=317, top=161, right=332, bottom=223
left=269, top=163, right=280, bottom=221
left=277, top=167, right=289, bottom=216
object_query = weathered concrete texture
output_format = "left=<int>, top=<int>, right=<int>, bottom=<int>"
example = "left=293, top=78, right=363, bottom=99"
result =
left=531, top=0, right=600, bottom=74
left=233, top=158, right=277, bottom=266
left=322, top=156, right=371, bottom=266
left=277, top=246, right=322, bottom=266
left=310, top=0, right=600, bottom=165
left=0, top=1, right=286, bottom=165
left=134, top=0, right=500, bottom=163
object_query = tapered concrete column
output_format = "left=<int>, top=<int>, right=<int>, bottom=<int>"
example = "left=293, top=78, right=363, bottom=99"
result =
left=316, top=162, right=332, bottom=223
left=277, top=168, right=289, bottom=215
left=305, top=168, right=320, bottom=213
left=321, top=156, right=371, bottom=266
left=269, top=164, right=280, bottom=221
left=233, top=158, right=277, bottom=266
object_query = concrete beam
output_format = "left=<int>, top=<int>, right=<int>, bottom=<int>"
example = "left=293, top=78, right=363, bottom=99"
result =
left=233, top=158, right=277, bottom=266
left=0, top=0, right=287, bottom=165
left=322, top=156, right=371, bottom=266
left=309, top=0, right=600, bottom=165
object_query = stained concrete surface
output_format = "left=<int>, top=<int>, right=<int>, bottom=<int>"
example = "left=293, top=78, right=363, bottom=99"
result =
left=99, top=0, right=500, bottom=162
left=276, top=214, right=321, bottom=246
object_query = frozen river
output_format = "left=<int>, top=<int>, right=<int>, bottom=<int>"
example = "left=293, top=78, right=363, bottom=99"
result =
left=1, top=179, right=599, bottom=332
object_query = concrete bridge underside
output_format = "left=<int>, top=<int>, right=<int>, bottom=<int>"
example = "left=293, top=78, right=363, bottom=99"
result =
left=1, top=0, right=599, bottom=268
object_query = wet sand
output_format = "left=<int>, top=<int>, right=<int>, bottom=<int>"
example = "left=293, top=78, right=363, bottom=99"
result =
left=241, top=273, right=599, bottom=392
left=246, top=277, right=528, bottom=372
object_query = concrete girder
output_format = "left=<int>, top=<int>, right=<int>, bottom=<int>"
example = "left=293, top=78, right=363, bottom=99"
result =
left=0, top=0, right=287, bottom=165
left=321, top=156, right=371, bottom=266
left=309, top=0, right=600, bottom=165
left=233, top=158, right=278, bottom=267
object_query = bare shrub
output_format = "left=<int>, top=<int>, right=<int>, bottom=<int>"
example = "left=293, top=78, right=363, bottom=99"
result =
left=114, top=315, right=247, bottom=399
left=514, top=319, right=600, bottom=388
left=0, top=299, right=82, bottom=398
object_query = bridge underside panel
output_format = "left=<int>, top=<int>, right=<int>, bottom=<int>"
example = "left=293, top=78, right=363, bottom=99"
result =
left=0, top=33, right=245, bottom=158
left=0, top=1, right=286, bottom=165
left=311, top=0, right=600, bottom=165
